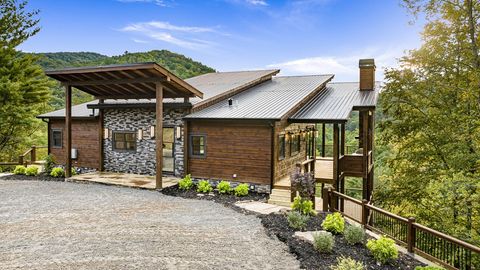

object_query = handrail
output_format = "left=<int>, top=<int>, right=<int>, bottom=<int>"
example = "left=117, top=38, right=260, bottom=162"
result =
left=414, top=223, right=480, bottom=254
left=0, top=146, right=47, bottom=166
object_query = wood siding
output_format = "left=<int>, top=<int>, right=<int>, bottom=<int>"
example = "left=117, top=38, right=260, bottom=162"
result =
left=49, top=118, right=100, bottom=169
left=187, top=121, right=272, bottom=185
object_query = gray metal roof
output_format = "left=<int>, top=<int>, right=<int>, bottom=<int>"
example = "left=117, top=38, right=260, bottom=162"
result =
left=184, top=75, right=333, bottom=120
left=37, top=100, right=99, bottom=119
left=289, top=82, right=380, bottom=122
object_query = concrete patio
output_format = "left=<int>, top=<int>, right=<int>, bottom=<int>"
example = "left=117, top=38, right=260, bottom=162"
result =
left=69, top=172, right=179, bottom=189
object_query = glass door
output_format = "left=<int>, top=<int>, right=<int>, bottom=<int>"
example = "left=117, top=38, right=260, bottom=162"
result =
left=163, top=127, right=175, bottom=173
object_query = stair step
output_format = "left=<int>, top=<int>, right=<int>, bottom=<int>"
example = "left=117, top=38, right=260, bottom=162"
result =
left=268, top=199, right=292, bottom=207
left=270, top=189, right=291, bottom=196
left=269, top=194, right=291, bottom=202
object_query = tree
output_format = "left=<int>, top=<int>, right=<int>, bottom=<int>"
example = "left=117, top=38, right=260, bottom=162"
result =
left=377, top=0, right=480, bottom=247
left=0, top=0, right=51, bottom=160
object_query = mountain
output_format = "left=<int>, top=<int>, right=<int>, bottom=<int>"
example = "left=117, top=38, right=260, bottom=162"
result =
left=32, top=50, right=216, bottom=110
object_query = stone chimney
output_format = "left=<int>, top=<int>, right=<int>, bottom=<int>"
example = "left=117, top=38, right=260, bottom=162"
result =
left=359, top=59, right=375, bottom=91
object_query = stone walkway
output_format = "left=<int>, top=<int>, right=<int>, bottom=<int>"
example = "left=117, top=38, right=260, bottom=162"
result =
left=69, top=172, right=179, bottom=189
left=0, top=180, right=300, bottom=270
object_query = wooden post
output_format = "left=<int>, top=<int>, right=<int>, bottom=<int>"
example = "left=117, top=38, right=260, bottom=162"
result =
left=321, top=123, right=326, bottom=157
left=322, top=186, right=330, bottom=212
left=183, top=120, right=189, bottom=177
left=407, top=217, right=416, bottom=253
left=65, top=85, right=72, bottom=178
left=362, top=111, right=368, bottom=200
left=361, top=199, right=368, bottom=226
left=340, top=123, right=345, bottom=156
left=155, top=83, right=163, bottom=189
left=31, top=146, right=36, bottom=163
left=18, top=155, right=23, bottom=166
left=333, top=123, right=339, bottom=210
left=98, top=99, right=104, bottom=171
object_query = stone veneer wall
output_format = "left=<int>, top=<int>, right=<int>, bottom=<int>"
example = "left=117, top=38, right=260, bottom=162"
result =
left=103, top=107, right=187, bottom=177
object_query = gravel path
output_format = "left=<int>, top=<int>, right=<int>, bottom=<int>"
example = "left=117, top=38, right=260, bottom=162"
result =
left=0, top=180, right=300, bottom=270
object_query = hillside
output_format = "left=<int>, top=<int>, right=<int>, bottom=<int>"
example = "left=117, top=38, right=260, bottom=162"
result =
left=33, top=50, right=216, bottom=109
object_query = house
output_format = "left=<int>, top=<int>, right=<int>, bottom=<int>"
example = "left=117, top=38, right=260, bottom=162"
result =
left=38, top=59, right=379, bottom=201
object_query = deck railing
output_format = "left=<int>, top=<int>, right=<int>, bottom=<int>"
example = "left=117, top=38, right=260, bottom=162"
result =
left=0, top=146, right=48, bottom=167
left=317, top=144, right=358, bottom=157
left=322, top=188, right=480, bottom=270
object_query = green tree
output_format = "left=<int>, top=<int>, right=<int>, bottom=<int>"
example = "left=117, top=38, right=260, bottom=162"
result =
left=0, top=0, right=51, bottom=160
left=377, top=0, right=480, bottom=248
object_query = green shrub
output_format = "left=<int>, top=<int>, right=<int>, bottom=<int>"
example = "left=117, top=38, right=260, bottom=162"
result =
left=291, top=195, right=315, bottom=216
left=234, top=183, right=249, bottom=196
left=414, top=266, right=445, bottom=270
left=71, top=168, right=77, bottom=176
left=217, top=181, right=232, bottom=194
left=313, top=231, right=335, bottom=253
left=197, top=180, right=213, bottom=193
left=330, top=256, right=365, bottom=270
left=179, top=174, right=194, bottom=191
left=44, top=154, right=55, bottom=174
left=322, top=212, right=345, bottom=234
left=344, top=225, right=365, bottom=245
left=287, top=211, right=310, bottom=230
left=25, top=166, right=39, bottom=176
left=50, top=167, right=65, bottom=178
left=366, top=236, right=398, bottom=264
left=13, top=165, right=27, bottom=175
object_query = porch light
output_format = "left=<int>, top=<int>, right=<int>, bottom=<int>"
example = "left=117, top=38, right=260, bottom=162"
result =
left=150, top=125, right=155, bottom=139
left=137, top=129, right=143, bottom=140
left=175, top=126, right=182, bottom=140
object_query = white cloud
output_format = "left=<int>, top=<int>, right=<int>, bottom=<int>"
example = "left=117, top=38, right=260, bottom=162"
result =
left=123, top=21, right=215, bottom=33
left=132, top=39, right=149, bottom=44
left=267, top=48, right=403, bottom=81
left=246, top=0, right=268, bottom=6
left=117, top=0, right=172, bottom=7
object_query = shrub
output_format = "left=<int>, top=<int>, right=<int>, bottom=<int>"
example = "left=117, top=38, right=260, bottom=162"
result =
left=414, top=266, right=445, bottom=270
left=366, top=236, right=398, bottom=264
left=291, top=195, right=315, bottom=216
left=71, top=168, right=77, bottom=176
left=44, top=154, right=55, bottom=174
left=344, top=225, right=365, bottom=245
left=179, top=174, right=194, bottom=191
left=330, top=256, right=365, bottom=270
left=25, top=166, right=39, bottom=176
left=234, top=183, right=249, bottom=196
left=322, top=212, right=345, bottom=234
left=290, top=168, right=315, bottom=198
left=50, top=167, right=65, bottom=178
left=217, top=180, right=231, bottom=194
left=197, top=180, right=213, bottom=193
left=313, top=231, right=335, bottom=253
left=13, top=165, right=27, bottom=175
left=287, top=211, right=310, bottom=230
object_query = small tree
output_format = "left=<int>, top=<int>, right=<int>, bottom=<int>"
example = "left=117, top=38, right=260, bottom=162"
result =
left=290, top=168, right=316, bottom=214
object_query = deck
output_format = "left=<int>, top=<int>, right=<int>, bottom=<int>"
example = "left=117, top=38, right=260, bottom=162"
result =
left=70, top=172, right=179, bottom=189
left=315, top=157, right=333, bottom=182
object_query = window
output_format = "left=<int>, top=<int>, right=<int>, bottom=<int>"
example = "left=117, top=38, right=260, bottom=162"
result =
left=278, top=135, right=285, bottom=160
left=290, top=133, right=300, bottom=156
left=51, top=129, right=62, bottom=148
left=190, top=135, right=206, bottom=157
left=113, top=132, right=136, bottom=151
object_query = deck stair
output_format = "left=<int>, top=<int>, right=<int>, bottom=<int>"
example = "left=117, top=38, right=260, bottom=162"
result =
left=268, top=188, right=292, bottom=207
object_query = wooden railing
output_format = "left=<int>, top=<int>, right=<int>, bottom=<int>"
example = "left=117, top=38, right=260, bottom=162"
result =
left=322, top=188, right=480, bottom=270
left=0, top=146, right=48, bottom=166
left=317, top=144, right=358, bottom=157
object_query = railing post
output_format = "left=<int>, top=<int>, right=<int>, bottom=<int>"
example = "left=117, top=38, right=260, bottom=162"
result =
left=31, top=146, right=36, bottom=163
left=18, top=155, right=23, bottom=166
left=407, top=217, right=416, bottom=253
left=322, top=186, right=329, bottom=212
left=361, top=199, right=368, bottom=226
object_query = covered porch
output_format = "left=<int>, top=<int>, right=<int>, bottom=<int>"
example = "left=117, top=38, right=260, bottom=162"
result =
left=45, top=63, right=204, bottom=189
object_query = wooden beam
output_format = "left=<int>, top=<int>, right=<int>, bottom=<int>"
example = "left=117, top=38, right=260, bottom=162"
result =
left=333, top=123, right=339, bottom=210
left=67, top=76, right=167, bottom=86
left=65, top=85, right=72, bottom=178
left=362, top=111, right=369, bottom=200
left=98, top=99, right=104, bottom=171
left=341, top=123, right=345, bottom=156
left=321, top=123, right=326, bottom=157
left=183, top=120, right=189, bottom=177
left=155, top=83, right=163, bottom=189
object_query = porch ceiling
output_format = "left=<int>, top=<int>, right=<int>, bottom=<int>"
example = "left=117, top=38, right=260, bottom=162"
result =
left=45, top=62, right=204, bottom=99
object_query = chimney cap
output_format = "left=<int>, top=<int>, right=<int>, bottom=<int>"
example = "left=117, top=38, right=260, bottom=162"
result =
left=359, top=59, right=375, bottom=68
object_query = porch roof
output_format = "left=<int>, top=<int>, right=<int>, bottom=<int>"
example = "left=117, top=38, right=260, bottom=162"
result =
left=45, top=62, right=203, bottom=99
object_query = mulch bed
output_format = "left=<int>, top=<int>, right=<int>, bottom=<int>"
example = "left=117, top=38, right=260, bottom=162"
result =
left=163, top=184, right=427, bottom=270
left=0, top=173, right=64, bottom=182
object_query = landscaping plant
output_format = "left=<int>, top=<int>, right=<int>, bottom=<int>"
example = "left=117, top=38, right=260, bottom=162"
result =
left=330, top=256, right=365, bottom=270
left=44, top=154, right=55, bottom=174
left=366, top=235, right=398, bottom=265
left=313, top=231, right=335, bottom=253
left=287, top=211, right=309, bottom=231
left=344, top=225, right=365, bottom=245
left=217, top=180, right=231, bottom=194
left=25, top=166, right=39, bottom=176
left=414, top=266, right=445, bottom=270
left=71, top=168, right=77, bottom=176
left=321, top=212, right=345, bottom=234
left=50, top=167, right=65, bottom=178
left=13, top=165, right=26, bottom=175
left=197, top=180, right=213, bottom=193
left=292, top=195, right=315, bottom=216
left=234, top=183, right=249, bottom=196
left=179, top=174, right=194, bottom=191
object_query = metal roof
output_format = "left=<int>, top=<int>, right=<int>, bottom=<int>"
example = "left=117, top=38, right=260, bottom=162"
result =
left=37, top=100, right=99, bottom=119
left=45, top=62, right=203, bottom=99
left=289, top=82, right=380, bottom=122
left=184, top=75, right=333, bottom=120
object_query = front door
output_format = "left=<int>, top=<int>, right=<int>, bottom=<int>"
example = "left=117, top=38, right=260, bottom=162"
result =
left=163, top=127, right=175, bottom=173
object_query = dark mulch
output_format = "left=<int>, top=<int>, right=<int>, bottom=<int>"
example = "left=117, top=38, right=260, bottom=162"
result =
left=260, top=212, right=427, bottom=270
left=0, top=173, right=64, bottom=182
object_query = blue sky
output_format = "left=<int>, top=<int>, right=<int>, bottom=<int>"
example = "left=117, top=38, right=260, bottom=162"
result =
left=20, top=0, right=423, bottom=81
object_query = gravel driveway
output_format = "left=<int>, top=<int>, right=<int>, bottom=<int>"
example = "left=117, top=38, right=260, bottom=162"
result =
left=0, top=180, right=300, bottom=270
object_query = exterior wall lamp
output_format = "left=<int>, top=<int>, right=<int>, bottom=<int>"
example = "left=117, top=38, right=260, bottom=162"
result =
left=103, top=128, right=110, bottom=139
left=175, top=126, right=182, bottom=140
left=137, top=129, right=143, bottom=140
left=150, top=125, right=155, bottom=139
